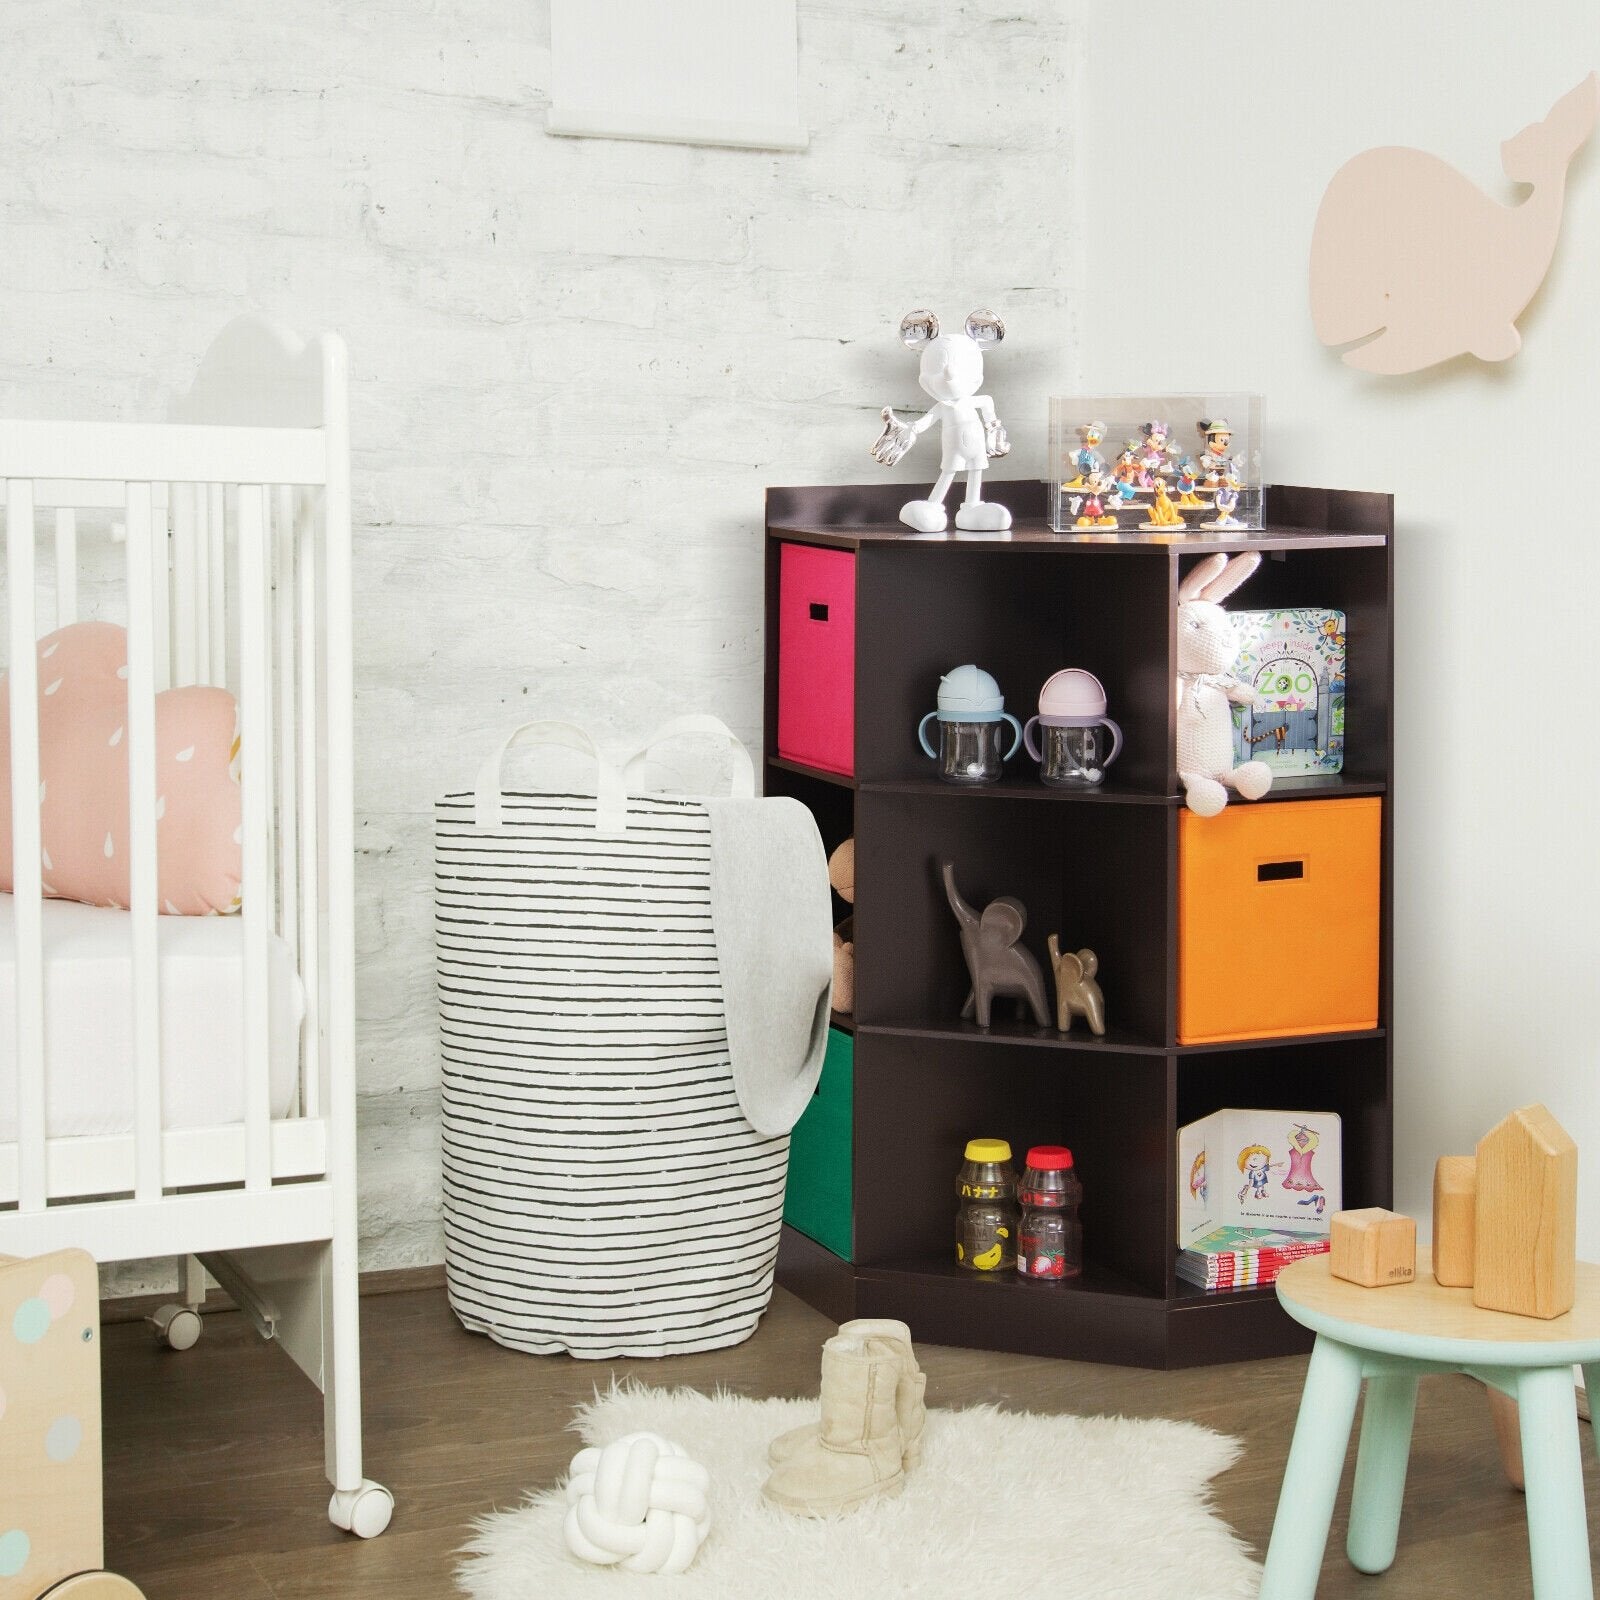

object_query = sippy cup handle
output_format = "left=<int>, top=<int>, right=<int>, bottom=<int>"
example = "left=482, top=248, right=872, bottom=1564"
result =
left=1098, top=716, right=1124, bottom=769
left=917, top=712, right=940, bottom=760
left=1022, top=716, right=1042, bottom=763
left=1000, top=712, right=1023, bottom=762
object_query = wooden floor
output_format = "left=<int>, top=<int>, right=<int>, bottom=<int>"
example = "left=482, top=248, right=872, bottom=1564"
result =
left=101, top=1284, right=1599, bottom=1598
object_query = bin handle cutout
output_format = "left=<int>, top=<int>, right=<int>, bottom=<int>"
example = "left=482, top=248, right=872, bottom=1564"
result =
left=809, top=601, right=829, bottom=621
left=1258, top=859, right=1305, bottom=883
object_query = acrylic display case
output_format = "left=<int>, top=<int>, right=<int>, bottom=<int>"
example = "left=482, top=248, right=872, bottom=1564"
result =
left=1047, top=395, right=1265, bottom=534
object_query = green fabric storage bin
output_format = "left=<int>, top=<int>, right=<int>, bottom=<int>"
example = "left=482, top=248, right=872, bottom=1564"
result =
left=783, top=1025, right=853, bottom=1260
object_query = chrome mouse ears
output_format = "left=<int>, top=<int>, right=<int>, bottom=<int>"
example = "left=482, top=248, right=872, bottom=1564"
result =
left=897, top=309, right=1006, bottom=349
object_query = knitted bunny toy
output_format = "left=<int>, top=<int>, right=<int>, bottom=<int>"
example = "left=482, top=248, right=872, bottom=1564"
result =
left=1176, top=552, right=1273, bottom=817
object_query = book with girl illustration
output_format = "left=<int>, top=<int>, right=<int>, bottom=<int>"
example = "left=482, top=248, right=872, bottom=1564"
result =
left=1177, top=1107, right=1343, bottom=1250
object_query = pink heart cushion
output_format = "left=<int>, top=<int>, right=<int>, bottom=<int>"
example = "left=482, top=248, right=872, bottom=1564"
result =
left=0, top=621, right=242, bottom=915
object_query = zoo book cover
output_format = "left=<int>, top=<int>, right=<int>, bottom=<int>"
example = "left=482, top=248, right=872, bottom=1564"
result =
left=1228, top=608, right=1346, bottom=776
left=1177, top=1108, right=1343, bottom=1249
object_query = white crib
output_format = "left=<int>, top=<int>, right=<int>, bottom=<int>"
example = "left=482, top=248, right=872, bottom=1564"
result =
left=0, top=318, right=391, bottom=1538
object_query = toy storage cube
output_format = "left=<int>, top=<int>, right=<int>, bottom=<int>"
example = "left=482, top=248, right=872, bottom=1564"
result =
left=777, top=543, right=855, bottom=776
left=1178, top=798, right=1381, bottom=1044
left=783, top=1025, right=853, bottom=1259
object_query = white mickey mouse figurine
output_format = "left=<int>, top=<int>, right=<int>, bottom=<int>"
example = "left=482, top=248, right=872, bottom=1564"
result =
left=870, top=308, right=1012, bottom=533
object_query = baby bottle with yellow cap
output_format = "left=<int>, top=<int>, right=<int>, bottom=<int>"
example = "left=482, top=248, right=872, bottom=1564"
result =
left=955, top=1138, right=1018, bottom=1271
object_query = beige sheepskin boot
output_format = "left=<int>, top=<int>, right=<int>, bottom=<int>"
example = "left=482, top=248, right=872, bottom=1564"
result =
left=761, top=1328, right=906, bottom=1516
left=767, top=1318, right=927, bottom=1470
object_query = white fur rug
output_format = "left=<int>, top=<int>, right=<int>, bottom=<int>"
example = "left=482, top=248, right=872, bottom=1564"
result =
left=457, top=1382, right=1262, bottom=1599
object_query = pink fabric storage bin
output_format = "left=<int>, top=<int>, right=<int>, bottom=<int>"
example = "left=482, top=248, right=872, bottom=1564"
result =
left=777, top=543, right=855, bottom=776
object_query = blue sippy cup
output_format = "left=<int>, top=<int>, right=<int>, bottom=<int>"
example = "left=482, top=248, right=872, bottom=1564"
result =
left=916, top=665, right=1022, bottom=785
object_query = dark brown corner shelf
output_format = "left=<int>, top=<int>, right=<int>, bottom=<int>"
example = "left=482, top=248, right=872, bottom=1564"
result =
left=860, top=776, right=1177, bottom=805
left=768, top=754, right=857, bottom=790
left=1175, top=1026, right=1388, bottom=1058
left=860, top=1019, right=1165, bottom=1057
left=764, top=479, right=1394, bottom=1369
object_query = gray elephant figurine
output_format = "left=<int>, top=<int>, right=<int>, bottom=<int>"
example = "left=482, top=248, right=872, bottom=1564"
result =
left=1047, top=936, right=1106, bottom=1036
left=941, top=861, right=1050, bottom=1029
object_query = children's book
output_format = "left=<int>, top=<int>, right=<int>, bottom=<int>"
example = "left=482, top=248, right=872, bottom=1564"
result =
left=1177, top=1224, right=1330, bottom=1290
left=1229, top=608, right=1346, bottom=776
left=1177, top=1108, right=1342, bottom=1250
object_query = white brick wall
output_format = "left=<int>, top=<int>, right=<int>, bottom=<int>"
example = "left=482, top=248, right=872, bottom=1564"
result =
left=1, top=0, right=1082, bottom=1283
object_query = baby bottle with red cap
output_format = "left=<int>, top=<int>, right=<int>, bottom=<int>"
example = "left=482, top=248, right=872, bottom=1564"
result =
left=1017, top=1145, right=1083, bottom=1280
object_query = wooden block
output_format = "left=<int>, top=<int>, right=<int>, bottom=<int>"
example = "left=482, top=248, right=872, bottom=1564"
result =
left=1330, top=1207, right=1417, bottom=1287
left=1473, top=1103, right=1577, bottom=1320
left=1433, top=1155, right=1477, bottom=1288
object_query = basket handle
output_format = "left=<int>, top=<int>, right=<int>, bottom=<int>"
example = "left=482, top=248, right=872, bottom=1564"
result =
left=622, top=714, right=756, bottom=800
left=473, top=720, right=626, bottom=835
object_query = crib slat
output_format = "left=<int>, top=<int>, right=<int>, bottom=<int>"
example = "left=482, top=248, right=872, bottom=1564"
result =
left=193, top=485, right=211, bottom=686
left=7, top=481, right=47, bottom=1214
left=297, top=487, right=323, bottom=1120
left=259, top=493, right=277, bottom=934
left=238, top=484, right=273, bottom=1190
left=208, top=483, right=226, bottom=687
left=54, top=508, right=78, bottom=628
left=276, top=485, right=300, bottom=963
left=152, top=492, right=172, bottom=691
left=172, top=484, right=197, bottom=685
left=125, top=482, right=164, bottom=1203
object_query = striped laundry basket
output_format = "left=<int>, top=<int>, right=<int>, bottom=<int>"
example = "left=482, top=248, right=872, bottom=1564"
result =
left=436, top=719, right=792, bottom=1359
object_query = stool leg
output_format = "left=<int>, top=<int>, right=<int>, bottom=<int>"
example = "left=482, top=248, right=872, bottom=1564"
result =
left=1518, top=1365, right=1593, bottom=1600
left=1581, top=1366, right=1600, bottom=1465
left=1347, top=1370, right=1418, bottom=1574
left=1261, top=1335, right=1364, bottom=1600
left=1489, top=1385, right=1526, bottom=1491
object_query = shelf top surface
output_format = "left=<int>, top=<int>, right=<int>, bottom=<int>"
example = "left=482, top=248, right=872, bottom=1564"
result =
left=766, top=481, right=1392, bottom=554
left=768, top=518, right=1388, bottom=554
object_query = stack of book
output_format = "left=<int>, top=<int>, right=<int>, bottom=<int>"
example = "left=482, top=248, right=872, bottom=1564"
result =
left=1177, top=1225, right=1329, bottom=1292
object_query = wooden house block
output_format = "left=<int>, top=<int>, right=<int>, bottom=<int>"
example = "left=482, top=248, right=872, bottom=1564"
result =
left=1330, top=1208, right=1417, bottom=1287
left=1473, top=1103, right=1577, bottom=1320
left=1432, top=1155, right=1477, bottom=1288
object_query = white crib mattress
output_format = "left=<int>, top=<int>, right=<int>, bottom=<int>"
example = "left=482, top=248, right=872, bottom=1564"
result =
left=0, top=899, right=303, bottom=1141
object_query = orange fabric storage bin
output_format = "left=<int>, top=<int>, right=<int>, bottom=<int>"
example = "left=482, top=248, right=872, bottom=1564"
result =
left=1178, top=798, right=1381, bottom=1044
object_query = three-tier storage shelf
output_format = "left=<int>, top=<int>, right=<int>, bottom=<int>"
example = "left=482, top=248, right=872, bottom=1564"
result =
left=764, top=479, right=1394, bottom=1369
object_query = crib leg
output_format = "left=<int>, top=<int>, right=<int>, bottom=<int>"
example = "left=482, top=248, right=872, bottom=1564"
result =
left=181, top=1255, right=207, bottom=1310
left=322, top=1234, right=393, bottom=1539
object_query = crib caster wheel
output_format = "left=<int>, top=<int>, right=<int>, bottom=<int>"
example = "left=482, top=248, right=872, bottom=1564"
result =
left=149, top=1304, right=202, bottom=1351
left=329, top=1479, right=393, bottom=1539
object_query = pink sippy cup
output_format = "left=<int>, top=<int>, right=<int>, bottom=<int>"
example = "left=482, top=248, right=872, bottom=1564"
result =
left=1023, top=669, right=1124, bottom=787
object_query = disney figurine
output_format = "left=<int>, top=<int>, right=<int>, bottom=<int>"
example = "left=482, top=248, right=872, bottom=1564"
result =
left=1109, top=447, right=1143, bottom=510
left=1174, top=456, right=1205, bottom=507
left=1204, top=480, right=1245, bottom=529
left=1071, top=472, right=1118, bottom=528
left=1196, top=417, right=1236, bottom=486
left=1141, top=479, right=1186, bottom=530
left=1065, top=420, right=1106, bottom=488
left=1135, top=420, right=1177, bottom=486
left=871, top=309, right=1012, bottom=533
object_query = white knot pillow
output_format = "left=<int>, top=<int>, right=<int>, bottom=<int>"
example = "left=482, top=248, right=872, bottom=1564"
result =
left=563, top=1431, right=711, bottom=1575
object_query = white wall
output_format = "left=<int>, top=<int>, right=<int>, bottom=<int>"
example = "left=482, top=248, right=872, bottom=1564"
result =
left=0, top=0, right=1082, bottom=1278
left=1081, top=6, right=1600, bottom=1245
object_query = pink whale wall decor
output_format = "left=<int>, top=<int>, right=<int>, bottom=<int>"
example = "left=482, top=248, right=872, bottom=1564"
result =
left=1309, top=73, right=1598, bottom=375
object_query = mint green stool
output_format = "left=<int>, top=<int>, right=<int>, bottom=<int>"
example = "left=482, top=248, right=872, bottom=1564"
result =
left=1264, top=1254, right=1600, bottom=1600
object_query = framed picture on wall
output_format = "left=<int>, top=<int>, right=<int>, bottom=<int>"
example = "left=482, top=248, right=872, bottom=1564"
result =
left=548, top=0, right=807, bottom=152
